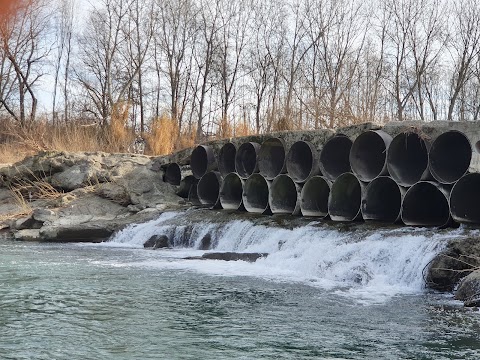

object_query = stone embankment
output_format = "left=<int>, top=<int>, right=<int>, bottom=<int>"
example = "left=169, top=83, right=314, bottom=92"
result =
left=1, top=120, right=480, bottom=306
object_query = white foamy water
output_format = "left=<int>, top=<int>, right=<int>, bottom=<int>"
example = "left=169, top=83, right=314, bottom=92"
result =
left=102, top=211, right=466, bottom=304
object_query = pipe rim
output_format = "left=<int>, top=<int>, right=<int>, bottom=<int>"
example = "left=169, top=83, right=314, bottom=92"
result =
left=328, top=172, right=363, bottom=222
left=361, top=176, right=402, bottom=223
left=300, top=175, right=331, bottom=217
left=429, top=130, right=471, bottom=184
left=286, top=140, right=320, bottom=183
left=349, top=130, right=391, bottom=182
left=219, top=172, right=244, bottom=210
left=401, top=181, right=450, bottom=227
left=242, top=173, right=270, bottom=213
left=320, top=134, right=353, bottom=181
left=191, top=145, right=215, bottom=179
left=218, top=142, right=237, bottom=177
left=197, top=171, right=222, bottom=206
left=387, top=132, right=430, bottom=187
left=269, top=174, right=300, bottom=215
left=235, top=142, right=260, bottom=179
left=258, top=137, right=287, bottom=180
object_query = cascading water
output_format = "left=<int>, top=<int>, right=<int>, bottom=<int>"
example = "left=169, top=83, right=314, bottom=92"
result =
left=104, top=210, right=463, bottom=303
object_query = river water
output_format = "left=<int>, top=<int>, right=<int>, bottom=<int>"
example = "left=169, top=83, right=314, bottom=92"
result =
left=1, top=211, right=480, bottom=359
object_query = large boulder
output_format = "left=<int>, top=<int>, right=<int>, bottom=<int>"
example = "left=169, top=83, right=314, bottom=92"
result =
left=143, top=234, right=170, bottom=249
left=426, top=237, right=480, bottom=291
left=455, top=271, right=480, bottom=307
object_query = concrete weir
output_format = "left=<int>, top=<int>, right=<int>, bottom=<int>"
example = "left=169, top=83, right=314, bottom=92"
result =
left=429, top=130, right=471, bottom=184
left=401, top=181, right=450, bottom=227
left=350, top=130, right=392, bottom=182
left=242, top=173, right=271, bottom=214
left=219, top=172, right=244, bottom=210
left=163, top=163, right=182, bottom=185
left=191, top=145, right=217, bottom=179
left=218, top=142, right=237, bottom=177
left=320, top=134, right=352, bottom=181
left=258, top=137, right=287, bottom=180
left=235, top=142, right=261, bottom=179
left=197, top=171, right=222, bottom=208
left=362, top=176, right=404, bottom=223
left=286, top=141, right=320, bottom=183
left=328, top=173, right=364, bottom=222
left=387, top=132, right=430, bottom=187
left=269, top=174, right=301, bottom=215
left=450, top=173, right=480, bottom=224
left=300, top=176, right=331, bottom=217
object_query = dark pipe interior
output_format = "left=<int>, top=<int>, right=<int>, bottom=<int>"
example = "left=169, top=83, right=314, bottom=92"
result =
left=401, top=182, right=449, bottom=226
left=243, top=174, right=269, bottom=213
left=236, top=142, right=259, bottom=178
left=197, top=172, right=221, bottom=206
left=328, top=173, right=362, bottom=221
left=258, top=138, right=286, bottom=180
left=218, top=142, right=237, bottom=176
left=387, top=133, right=428, bottom=186
left=191, top=146, right=211, bottom=179
left=362, top=177, right=401, bottom=223
left=287, top=141, right=315, bottom=182
left=430, top=131, right=471, bottom=184
left=350, top=131, right=387, bottom=182
left=164, top=163, right=181, bottom=186
left=270, top=175, right=297, bottom=214
left=176, top=175, right=196, bottom=198
left=301, top=176, right=330, bottom=217
left=450, top=174, right=480, bottom=224
left=188, top=181, right=201, bottom=205
left=320, top=135, right=352, bottom=181
left=220, top=173, right=243, bottom=209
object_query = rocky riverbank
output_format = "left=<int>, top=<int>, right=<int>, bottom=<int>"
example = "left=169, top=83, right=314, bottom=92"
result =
left=2, top=122, right=480, bottom=306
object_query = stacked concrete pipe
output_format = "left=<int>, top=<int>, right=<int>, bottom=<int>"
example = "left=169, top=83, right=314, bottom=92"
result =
left=361, top=176, right=405, bottom=223
left=286, top=140, right=321, bottom=183
left=258, top=137, right=287, bottom=180
left=176, top=175, right=196, bottom=198
left=350, top=130, right=392, bottom=182
left=387, top=132, right=430, bottom=187
left=219, top=172, right=244, bottom=210
left=242, top=173, right=271, bottom=214
left=191, top=145, right=217, bottom=179
left=450, top=173, right=480, bottom=224
left=197, top=171, right=223, bottom=208
left=218, top=142, right=237, bottom=177
left=328, top=172, right=365, bottom=222
left=269, top=174, right=302, bottom=215
left=163, top=163, right=182, bottom=186
left=300, top=176, right=331, bottom=217
left=236, top=142, right=261, bottom=179
left=320, top=134, right=352, bottom=181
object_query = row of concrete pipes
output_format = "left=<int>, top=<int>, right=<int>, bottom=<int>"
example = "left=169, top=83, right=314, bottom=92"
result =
left=163, top=130, right=480, bottom=227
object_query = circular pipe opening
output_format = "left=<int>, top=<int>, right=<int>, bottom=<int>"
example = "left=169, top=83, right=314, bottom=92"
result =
left=197, top=171, right=222, bottom=207
left=191, top=145, right=216, bottom=179
left=361, top=176, right=402, bottom=223
left=176, top=175, right=196, bottom=198
left=219, top=173, right=244, bottom=210
left=242, top=173, right=270, bottom=213
left=258, top=137, right=287, bottom=180
left=350, top=130, right=391, bottom=182
left=320, top=135, right=352, bottom=181
left=300, top=176, right=331, bottom=217
left=328, top=173, right=363, bottom=222
left=235, top=142, right=260, bottom=179
left=286, top=141, right=320, bottom=183
left=269, top=174, right=300, bottom=215
left=218, top=142, right=237, bottom=177
left=429, top=130, right=471, bottom=184
left=163, top=163, right=181, bottom=186
left=450, top=173, right=480, bottom=224
left=387, top=132, right=429, bottom=186
left=401, top=181, right=450, bottom=227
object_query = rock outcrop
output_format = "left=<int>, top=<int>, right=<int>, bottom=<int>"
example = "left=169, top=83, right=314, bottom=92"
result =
left=455, top=271, right=480, bottom=307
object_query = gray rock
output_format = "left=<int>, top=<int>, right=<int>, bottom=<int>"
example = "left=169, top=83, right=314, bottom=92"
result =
left=455, top=271, right=480, bottom=306
left=186, top=252, right=268, bottom=262
left=40, top=224, right=114, bottom=243
left=33, top=208, right=57, bottom=223
left=14, top=229, right=42, bottom=241
left=144, top=235, right=170, bottom=249
left=13, top=215, right=42, bottom=230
